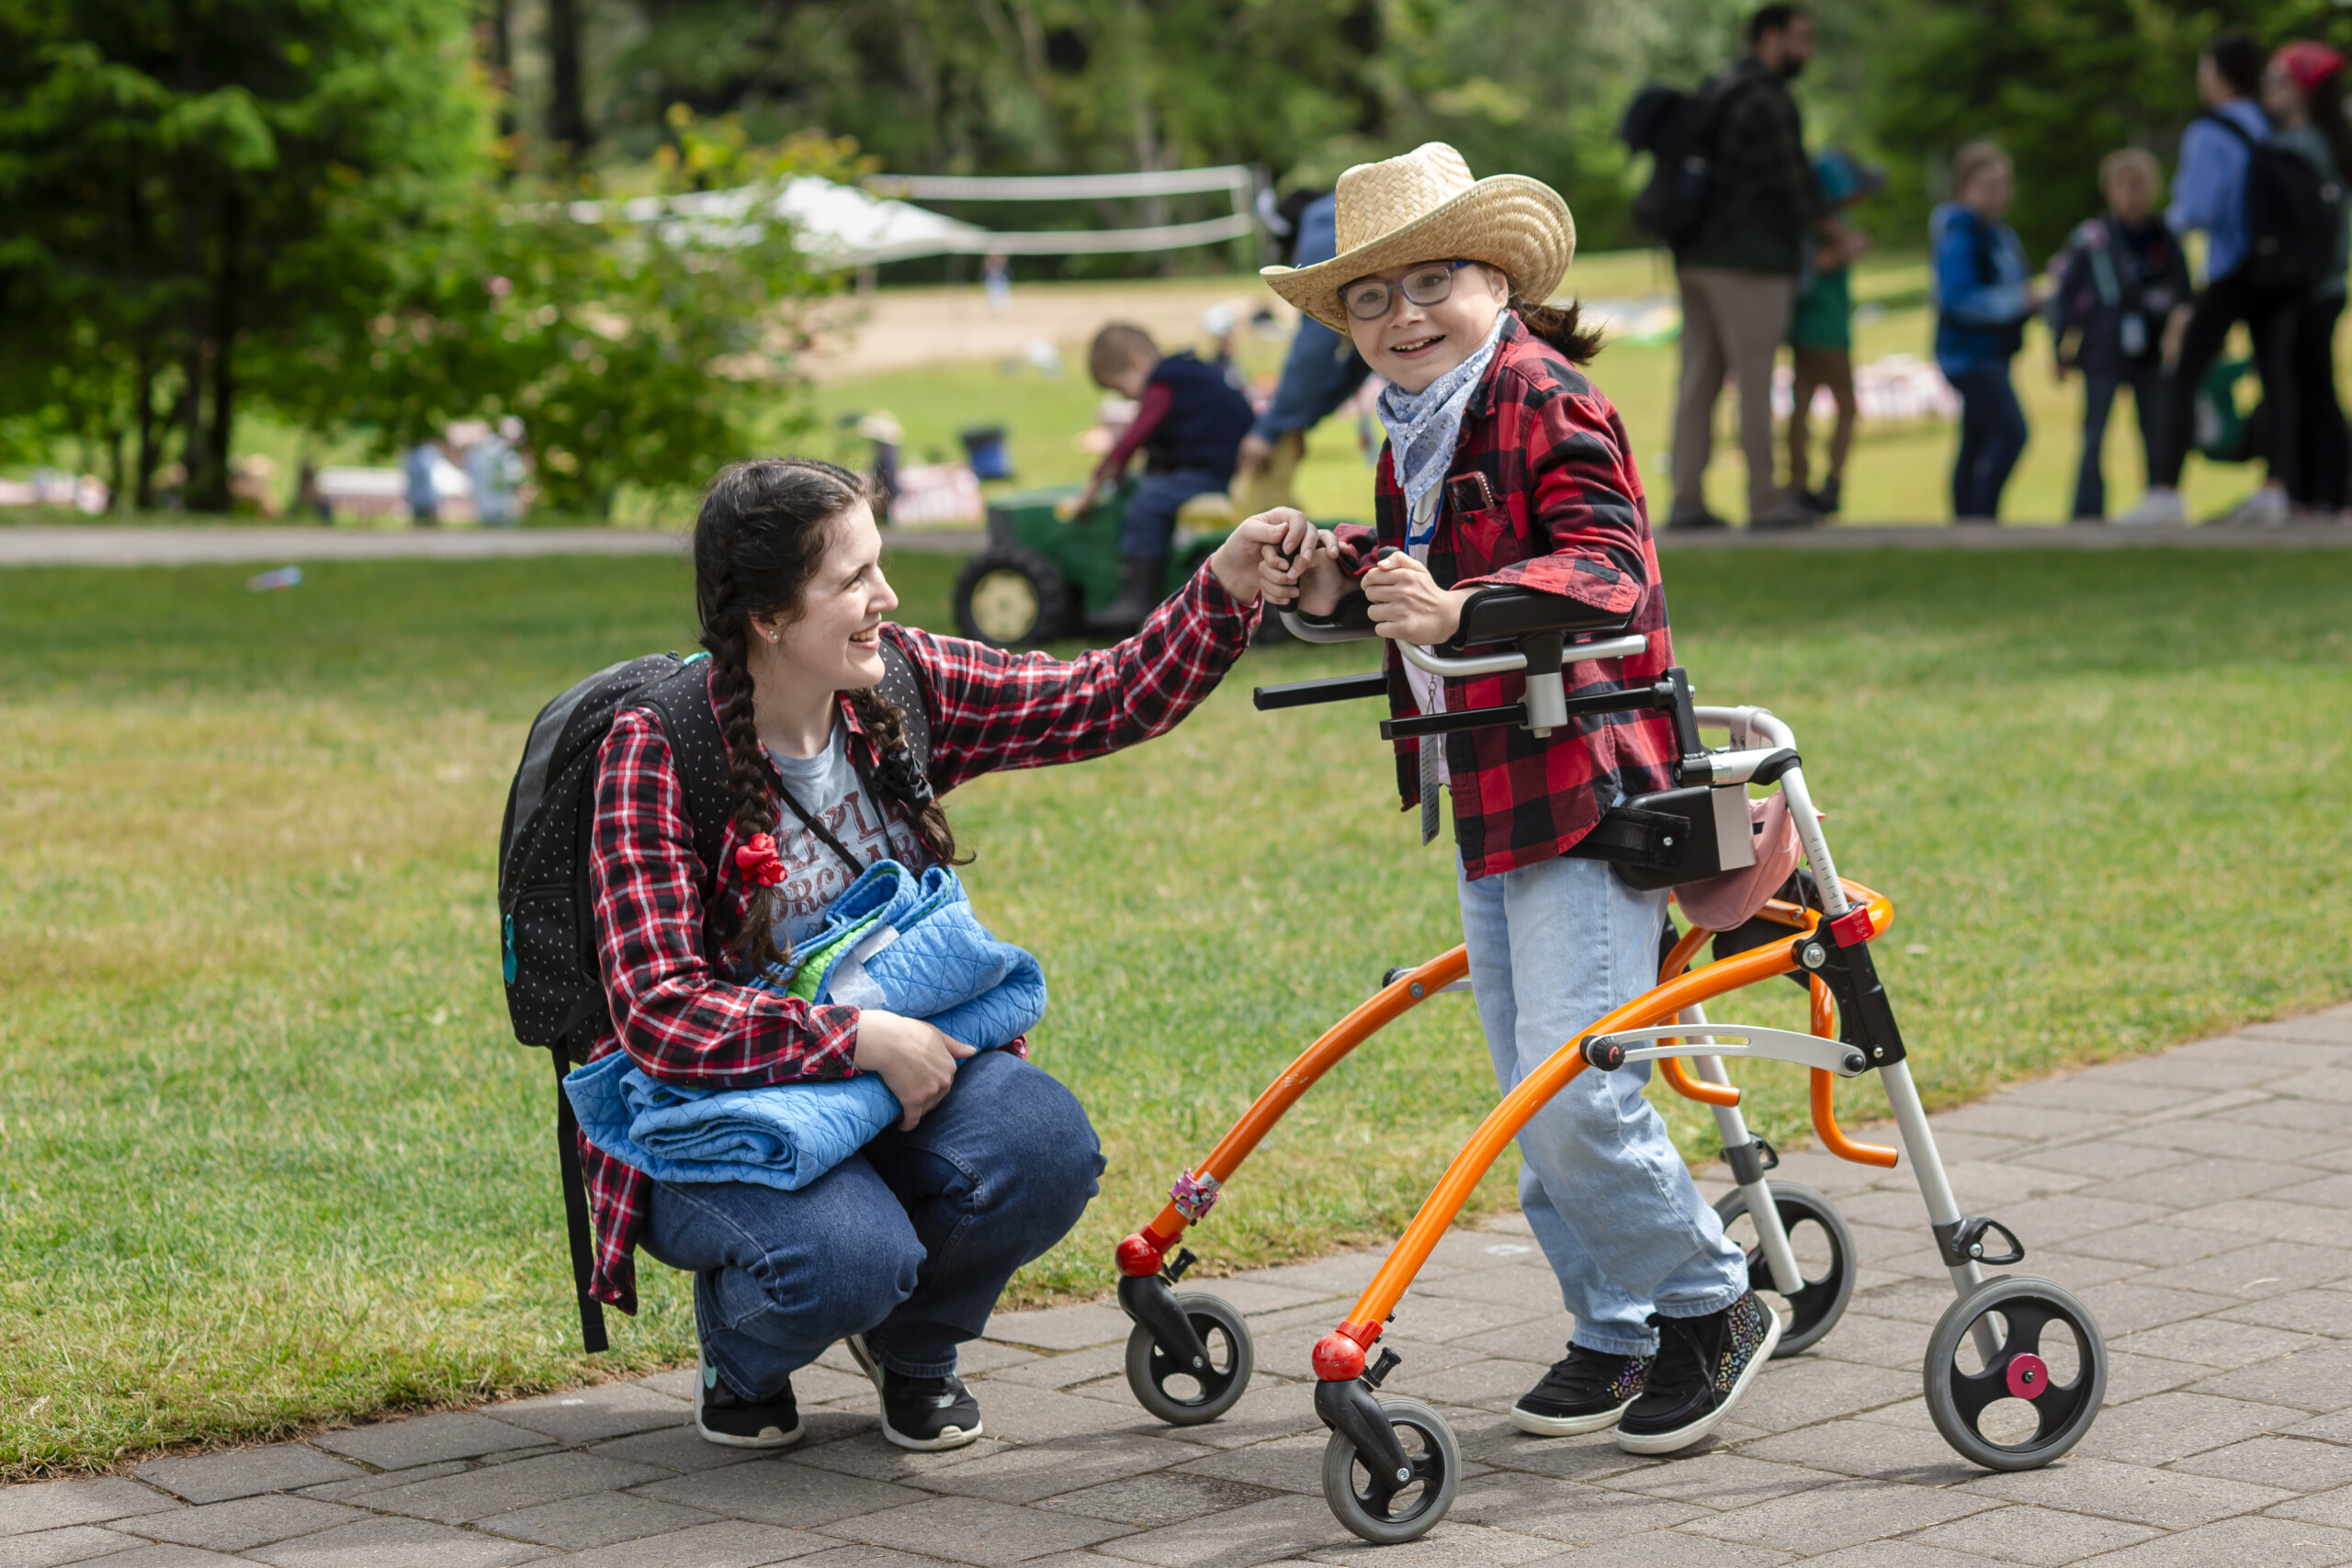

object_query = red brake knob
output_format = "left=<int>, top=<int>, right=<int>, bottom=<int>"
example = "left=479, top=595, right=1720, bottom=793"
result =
left=1828, top=907, right=1875, bottom=947
left=1114, top=1234, right=1165, bottom=1278
left=1312, top=1331, right=1367, bottom=1382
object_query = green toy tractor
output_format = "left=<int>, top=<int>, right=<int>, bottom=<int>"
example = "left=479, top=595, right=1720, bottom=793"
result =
left=952, top=479, right=1231, bottom=648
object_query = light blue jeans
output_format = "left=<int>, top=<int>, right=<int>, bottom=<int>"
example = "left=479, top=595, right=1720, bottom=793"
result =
left=1458, top=853, right=1748, bottom=1357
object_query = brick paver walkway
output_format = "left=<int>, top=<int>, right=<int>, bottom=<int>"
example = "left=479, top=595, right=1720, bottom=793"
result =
left=13, top=1007, right=2352, bottom=1566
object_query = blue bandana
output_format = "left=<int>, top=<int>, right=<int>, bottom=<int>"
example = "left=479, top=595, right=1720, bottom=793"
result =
left=1375, top=310, right=1508, bottom=546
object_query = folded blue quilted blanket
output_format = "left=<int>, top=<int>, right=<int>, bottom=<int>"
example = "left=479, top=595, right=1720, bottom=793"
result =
left=565, top=861, right=1046, bottom=1190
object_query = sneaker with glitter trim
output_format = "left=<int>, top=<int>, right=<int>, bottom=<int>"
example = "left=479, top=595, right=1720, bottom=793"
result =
left=1509, top=1343, right=1654, bottom=1436
left=1613, top=1290, right=1781, bottom=1454
left=693, top=1351, right=803, bottom=1449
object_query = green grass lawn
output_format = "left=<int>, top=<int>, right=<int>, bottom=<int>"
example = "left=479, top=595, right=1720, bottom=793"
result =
left=5, top=544, right=2349, bottom=1477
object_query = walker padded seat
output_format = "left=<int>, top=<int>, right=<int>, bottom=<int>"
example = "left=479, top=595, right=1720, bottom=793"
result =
left=1444, top=585, right=1634, bottom=653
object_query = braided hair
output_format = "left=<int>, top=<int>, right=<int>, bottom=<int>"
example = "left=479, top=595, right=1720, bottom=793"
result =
left=692, top=457, right=960, bottom=969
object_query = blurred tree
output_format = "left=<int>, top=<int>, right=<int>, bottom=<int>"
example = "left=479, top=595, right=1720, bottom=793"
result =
left=266, top=115, right=856, bottom=516
left=0, top=0, right=490, bottom=510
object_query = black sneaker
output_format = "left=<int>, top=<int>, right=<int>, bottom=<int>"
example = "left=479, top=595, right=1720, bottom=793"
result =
left=845, top=1333, right=985, bottom=1451
left=1664, top=508, right=1729, bottom=531
left=1614, top=1291, right=1781, bottom=1454
left=1509, top=1343, right=1654, bottom=1437
left=694, top=1352, right=803, bottom=1448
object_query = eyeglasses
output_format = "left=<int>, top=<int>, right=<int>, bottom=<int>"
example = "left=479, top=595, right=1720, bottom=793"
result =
left=1340, top=260, right=1476, bottom=321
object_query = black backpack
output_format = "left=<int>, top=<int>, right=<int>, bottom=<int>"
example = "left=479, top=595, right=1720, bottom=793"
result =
left=1621, top=72, right=1760, bottom=250
left=495, top=641, right=933, bottom=1348
left=2203, top=113, right=2342, bottom=295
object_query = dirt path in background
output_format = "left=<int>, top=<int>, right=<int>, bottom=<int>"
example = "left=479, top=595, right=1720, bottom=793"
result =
left=803, top=276, right=1296, bottom=378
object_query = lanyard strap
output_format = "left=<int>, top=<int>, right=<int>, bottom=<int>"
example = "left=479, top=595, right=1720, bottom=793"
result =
left=772, top=775, right=868, bottom=882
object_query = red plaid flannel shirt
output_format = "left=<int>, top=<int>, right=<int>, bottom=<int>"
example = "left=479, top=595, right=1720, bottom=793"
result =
left=1330, top=311, right=1679, bottom=880
left=581, top=563, right=1260, bottom=1310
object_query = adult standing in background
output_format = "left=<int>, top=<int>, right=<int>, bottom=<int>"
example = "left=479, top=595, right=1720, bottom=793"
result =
left=2119, top=29, right=2289, bottom=525
left=1667, top=4, right=1825, bottom=532
left=468, top=417, right=528, bottom=528
left=1932, top=142, right=2040, bottom=522
left=2262, top=42, right=2352, bottom=518
left=1233, top=189, right=1371, bottom=516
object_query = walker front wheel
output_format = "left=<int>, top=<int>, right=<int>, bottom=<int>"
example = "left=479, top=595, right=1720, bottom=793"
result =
left=1924, top=1275, right=2105, bottom=1472
left=1713, top=1180, right=1858, bottom=1357
left=1125, top=1292, right=1252, bottom=1426
left=1321, top=1395, right=1460, bottom=1545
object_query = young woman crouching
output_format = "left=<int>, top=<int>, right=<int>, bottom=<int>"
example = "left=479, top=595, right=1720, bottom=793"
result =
left=583, top=458, right=1290, bottom=1451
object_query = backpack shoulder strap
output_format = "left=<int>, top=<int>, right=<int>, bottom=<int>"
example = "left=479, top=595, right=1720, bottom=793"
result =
left=630, top=659, right=735, bottom=890
left=2201, top=110, right=2256, bottom=148
left=876, top=633, right=934, bottom=783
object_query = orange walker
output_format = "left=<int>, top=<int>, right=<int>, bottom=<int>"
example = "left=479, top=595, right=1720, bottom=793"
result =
left=1110, top=589, right=2107, bottom=1545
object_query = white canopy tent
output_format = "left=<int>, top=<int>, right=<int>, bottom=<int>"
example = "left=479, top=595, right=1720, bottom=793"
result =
left=562, top=165, right=1262, bottom=267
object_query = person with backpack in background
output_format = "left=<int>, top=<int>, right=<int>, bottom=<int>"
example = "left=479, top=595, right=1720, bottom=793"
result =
left=2119, top=28, right=2305, bottom=525
left=562, top=458, right=1293, bottom=1452
left=1932, top=141, right=2041, bottom=522
left=1786, top=148, right=1883, bottom=518
left=1655, top=4, right=1826, bottom=531
left=2263, top=41, right=2352, bottom=518
left=2045, top=150, right=2192, bottom=520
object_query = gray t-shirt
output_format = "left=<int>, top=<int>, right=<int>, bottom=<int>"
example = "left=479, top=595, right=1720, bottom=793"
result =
left=763, top=717, right=927, bottom=953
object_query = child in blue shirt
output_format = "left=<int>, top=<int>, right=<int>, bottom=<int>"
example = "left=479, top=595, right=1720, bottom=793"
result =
left=1931, top=141, right=2040, bottom=521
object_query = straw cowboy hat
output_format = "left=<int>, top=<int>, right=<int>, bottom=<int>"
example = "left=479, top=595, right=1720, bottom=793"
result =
left=1261, top=143, right=1575, bottom=333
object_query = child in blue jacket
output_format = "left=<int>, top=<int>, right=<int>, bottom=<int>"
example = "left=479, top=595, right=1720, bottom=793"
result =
left=1932, top=141, right=2041, bottom=521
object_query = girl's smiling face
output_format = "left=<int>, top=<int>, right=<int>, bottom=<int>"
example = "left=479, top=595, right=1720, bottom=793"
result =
left=1341, top=259, right=1510, bottom=393
left=754, top=500, right=899, bottom=696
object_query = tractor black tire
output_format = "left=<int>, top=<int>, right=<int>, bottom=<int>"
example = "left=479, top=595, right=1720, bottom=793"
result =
left=954, top=547, right=1071, bottom=648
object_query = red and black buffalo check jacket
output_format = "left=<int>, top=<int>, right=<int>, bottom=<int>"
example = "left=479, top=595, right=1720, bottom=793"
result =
left=1329, top=311, right=1680, bottom=881
left=580, top=566, right=1259, bottom=1310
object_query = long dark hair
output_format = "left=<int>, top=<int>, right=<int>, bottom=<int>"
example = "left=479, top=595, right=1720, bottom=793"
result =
left=692, top=457, right=959, bottom=969
left=2310, top=66, right=2352, bottom=183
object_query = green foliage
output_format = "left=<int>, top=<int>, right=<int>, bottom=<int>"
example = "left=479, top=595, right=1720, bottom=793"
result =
left=1851, top=0, right=2352, bottom=257
left=0, top=0, right=492, bottom=507
left=266, top=118, right=858, bottom=516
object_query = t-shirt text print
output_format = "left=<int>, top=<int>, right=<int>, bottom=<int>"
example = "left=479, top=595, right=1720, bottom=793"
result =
left=763, top=718, right=927, bottom=954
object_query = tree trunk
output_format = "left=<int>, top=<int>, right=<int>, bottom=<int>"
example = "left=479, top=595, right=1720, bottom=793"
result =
left=548, top=0, right=590, bottom=156
left=489, top=0, right=516, bottom=141
left=188, top=193, right=241, bottom=513
left=134, top=350, right=159, bottom=512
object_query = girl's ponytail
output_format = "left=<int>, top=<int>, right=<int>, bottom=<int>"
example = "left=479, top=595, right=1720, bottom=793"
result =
left=1514, top=297, right=1604, bottom=365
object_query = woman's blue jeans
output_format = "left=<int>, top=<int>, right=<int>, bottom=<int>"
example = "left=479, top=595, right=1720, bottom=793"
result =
left=1948, top=361, right=2029, bottom=519
left=641, top=1050, right=1102, bottom=1398
left=1456, top=853, right=1748, bottom=1358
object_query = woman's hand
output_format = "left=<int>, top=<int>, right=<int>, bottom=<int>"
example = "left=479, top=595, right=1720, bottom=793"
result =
left=1363, top=551, right=1474, bottom=645
left=1212, top=508, right=1341, bottom=613
left=854, top=1010, right=977, bottom=1129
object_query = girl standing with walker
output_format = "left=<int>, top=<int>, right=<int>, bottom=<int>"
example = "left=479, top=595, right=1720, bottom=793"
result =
left=1261, top=143, right=1773, bottom=1454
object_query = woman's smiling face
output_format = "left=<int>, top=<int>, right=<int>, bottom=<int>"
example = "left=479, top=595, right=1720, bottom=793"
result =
left=755, top=500, right=899, bottom=694
left=1341, top=259, right=1510, bottom=393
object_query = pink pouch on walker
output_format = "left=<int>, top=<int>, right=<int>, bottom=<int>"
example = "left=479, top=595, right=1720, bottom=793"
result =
left=1673, top=795, right=1804, bottom=932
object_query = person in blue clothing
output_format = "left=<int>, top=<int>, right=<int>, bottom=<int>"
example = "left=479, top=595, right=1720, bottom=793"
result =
left=1233, top=189, right=1373, bottom=515
left=2045, top=150, right=2193, bottom=520
left=1932, top=141, right=2041, bottom=522
left=2120, top=28, right=2293, bottom=525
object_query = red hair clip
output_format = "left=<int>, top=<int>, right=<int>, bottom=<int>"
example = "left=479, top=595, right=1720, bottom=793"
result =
left=735, top=833, right=786, bottom=888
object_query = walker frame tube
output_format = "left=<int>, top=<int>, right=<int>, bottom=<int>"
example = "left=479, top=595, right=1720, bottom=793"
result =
left=1115, top=945, right=1470, bottom=1275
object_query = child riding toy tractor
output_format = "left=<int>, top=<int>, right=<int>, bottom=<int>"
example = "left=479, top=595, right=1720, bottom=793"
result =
left=953, top=480, right=1240, bottom=648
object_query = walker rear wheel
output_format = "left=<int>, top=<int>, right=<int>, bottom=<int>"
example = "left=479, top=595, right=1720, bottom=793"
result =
left=1125, top=1292, right=1252, bottom=1426
left=1924, top=1275, right=2105, bottom=1471
left=1713, top=1180, right=1856, bottom=1357
left=1321, top=1395, right=1460, bottom=1545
